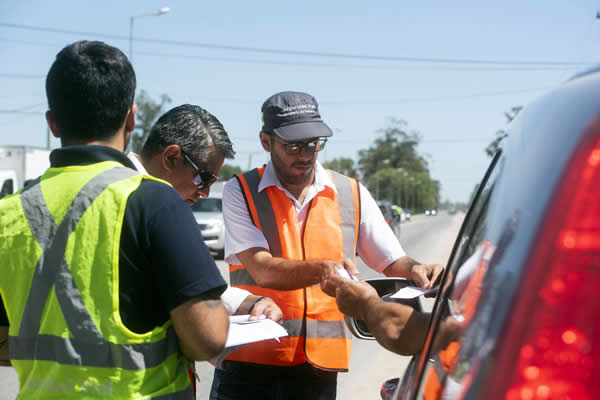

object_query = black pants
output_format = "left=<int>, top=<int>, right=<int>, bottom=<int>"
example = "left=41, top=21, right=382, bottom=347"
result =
left=209, top=361, right=338, bottom=400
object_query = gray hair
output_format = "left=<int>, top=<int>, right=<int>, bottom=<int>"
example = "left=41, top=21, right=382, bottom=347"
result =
left=141, top=104, right=235, bottom=162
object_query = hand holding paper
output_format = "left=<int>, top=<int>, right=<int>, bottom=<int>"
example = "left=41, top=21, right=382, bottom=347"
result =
left=210, top=315, right=289, bottom=369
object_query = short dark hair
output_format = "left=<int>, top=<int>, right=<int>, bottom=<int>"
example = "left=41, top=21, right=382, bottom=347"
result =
left=141, top=104, right=235, bottom=162
left=45, top=41, right=136, bottom=141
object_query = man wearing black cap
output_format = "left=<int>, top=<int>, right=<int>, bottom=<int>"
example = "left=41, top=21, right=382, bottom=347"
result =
left=209, top=91, right=443, bottom=400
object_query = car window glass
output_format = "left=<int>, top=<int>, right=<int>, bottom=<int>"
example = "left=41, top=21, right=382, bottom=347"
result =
left=415, top=151, right=503, bottom=400
left=191, top=198, right=222, bottom=212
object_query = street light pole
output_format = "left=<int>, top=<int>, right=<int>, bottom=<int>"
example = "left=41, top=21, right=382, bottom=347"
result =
left=129, top=7, right=170, bottom=63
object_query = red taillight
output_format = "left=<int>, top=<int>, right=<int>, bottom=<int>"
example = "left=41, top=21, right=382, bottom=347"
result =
left=386, top=219, right=391, bottom=225
left=485, top=117, right=600, bottom=400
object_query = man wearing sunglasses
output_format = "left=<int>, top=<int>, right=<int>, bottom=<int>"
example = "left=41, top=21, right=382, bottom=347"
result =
left=128, top=104, right=283, bottom=322
left=210, top=91, right=443, bottom=400
left=128, top=104, right=284, bottom=395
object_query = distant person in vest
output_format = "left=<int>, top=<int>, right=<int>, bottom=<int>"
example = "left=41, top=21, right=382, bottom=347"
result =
left=209, top=91, right=444, bottom=400
left=128, top=104, right=283, bottom=322
left=0, top=40, right=229, bottom=399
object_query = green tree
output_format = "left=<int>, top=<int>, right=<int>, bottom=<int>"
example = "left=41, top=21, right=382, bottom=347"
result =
left=485, top=106, right=522, bottom=157
left=358, top=118, right=428, bottom=180
left=128, top=90, right=172, bottom=153
left=219, top=164, right=243, bottom=181
left=357, top=118, right=438, bottom=211
left=322, top=157, right=358, bottom=178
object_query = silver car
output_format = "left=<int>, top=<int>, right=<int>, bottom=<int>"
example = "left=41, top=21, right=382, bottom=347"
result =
left=191, top=192, right=225, bottom=258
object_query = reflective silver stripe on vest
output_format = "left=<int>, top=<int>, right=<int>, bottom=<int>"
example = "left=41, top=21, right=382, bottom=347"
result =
left=307, top=320, right=351, bottom=339
left=230, top=268, right=257, bottom=286
left=13, top=167, right=179, bottom=370
left=329, top=170, right=357, bottom=261
left=9, top=328, right=179, bottom=370
left=281, top=319, right=303, bottom=337
left=281, top=319, right=350, bottom=339
left=241, top=169, right=283, bottom=258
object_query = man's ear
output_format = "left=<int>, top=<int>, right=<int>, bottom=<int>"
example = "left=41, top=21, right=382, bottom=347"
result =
left=161, top=144, right=182, bottom=173
left=259, top=131, right=272, bottom=152
left=45, top=111, right=60, bottom=138
left=125, top=104, right=137, bottom=134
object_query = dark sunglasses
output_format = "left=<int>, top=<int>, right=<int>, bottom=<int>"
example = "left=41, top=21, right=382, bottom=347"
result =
left=181, top=150, right=218, bottom=189
left=270, top=135, right=327, bottom=156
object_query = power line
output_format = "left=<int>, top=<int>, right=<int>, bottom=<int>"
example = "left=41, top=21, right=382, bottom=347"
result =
left=0, top=110, right=44, bottom=115
left=0, top=37, right=584, bottom=72
left=134, top=51, right=581, bottom=72
left=0, top=103, right=46, bottom=126
left=0, top=22, right=596, bottom=67
left=0, top=73, right=45, bottom=79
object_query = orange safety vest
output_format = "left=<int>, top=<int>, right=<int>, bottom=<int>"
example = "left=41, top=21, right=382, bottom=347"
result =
left=227, top=166, right=360, bottom=371
left=423, top=241, right=495, bottom=400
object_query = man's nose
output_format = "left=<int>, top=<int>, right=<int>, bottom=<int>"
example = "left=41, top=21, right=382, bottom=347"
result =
left=298, top=144, right=316, bottom=158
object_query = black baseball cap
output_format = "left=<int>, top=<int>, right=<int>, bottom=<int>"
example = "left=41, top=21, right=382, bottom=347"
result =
left=261, top=91, right=333, bottom=141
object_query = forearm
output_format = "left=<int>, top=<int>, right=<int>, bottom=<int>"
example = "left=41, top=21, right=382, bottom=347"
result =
left=362, top=299, right=430, bottom=356
left=171, top=299, right=230, bottom=361
left=258, top=259, right=321, bottom=289
left=382, top=256, right=419, bottom=278
left=238, top=248, right=323, bottom=290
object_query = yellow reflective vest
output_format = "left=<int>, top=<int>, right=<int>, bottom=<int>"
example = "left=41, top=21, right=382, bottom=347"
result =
left=0, top=160, right=192, bottom=399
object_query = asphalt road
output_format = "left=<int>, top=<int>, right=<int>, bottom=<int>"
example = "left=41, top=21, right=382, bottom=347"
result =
left=0, top=211, right=464, bottom=399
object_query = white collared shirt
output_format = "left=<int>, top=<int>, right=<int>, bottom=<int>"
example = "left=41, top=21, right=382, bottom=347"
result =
left=223, top=160, right=405, bottom=271
left=127, top=152, right=250, bottom=315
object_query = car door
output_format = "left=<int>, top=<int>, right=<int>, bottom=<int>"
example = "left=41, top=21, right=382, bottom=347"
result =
left=395, top=149, right=504, bottom=400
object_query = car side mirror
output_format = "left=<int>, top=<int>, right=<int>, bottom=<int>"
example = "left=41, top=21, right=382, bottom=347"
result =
left=344, top=277, right=424, bottom=340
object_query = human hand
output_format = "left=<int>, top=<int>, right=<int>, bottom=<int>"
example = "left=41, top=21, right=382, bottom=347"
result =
left=319, top=259, right=358, bottom=297
left=408, top=263, right=444, bottom=290
left=248, top=297, right=283, bottom=324
left=335, top=279, right=379, bottom=320
left=430, top=315, right=463, bottom=354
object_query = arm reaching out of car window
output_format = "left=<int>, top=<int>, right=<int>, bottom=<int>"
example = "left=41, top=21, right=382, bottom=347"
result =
left=333, top=275, right=461, bottom=356
left=383, top=256, right=444, bottom=290
left=332, top=276, right=429, bottom=355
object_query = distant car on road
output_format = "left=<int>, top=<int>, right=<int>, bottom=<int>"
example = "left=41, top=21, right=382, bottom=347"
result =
left=191, top=192, right=224, bottom=258
left=425, top=208, right=438, bottom=216
left=377, top=200, right=401, bottom=237
left=401, top=208, right=412, bottom=221
left=345, top=66, right=600, bottom=399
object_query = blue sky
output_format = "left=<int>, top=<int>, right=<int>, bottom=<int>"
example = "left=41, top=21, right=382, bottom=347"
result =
left=1, top=1, right=598, bottom=202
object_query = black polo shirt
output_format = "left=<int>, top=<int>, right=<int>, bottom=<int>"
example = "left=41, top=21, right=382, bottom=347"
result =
left=0, top=145, right=227, bottom=333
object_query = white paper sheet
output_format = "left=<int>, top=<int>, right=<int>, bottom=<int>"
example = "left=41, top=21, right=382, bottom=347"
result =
left=389, top=286, right=438, bottom=299
left=210, top=315, right=289, bottom=368
left=335, top=266, right=359, bottom=281
left=225, top=315, right=288, bottom=348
